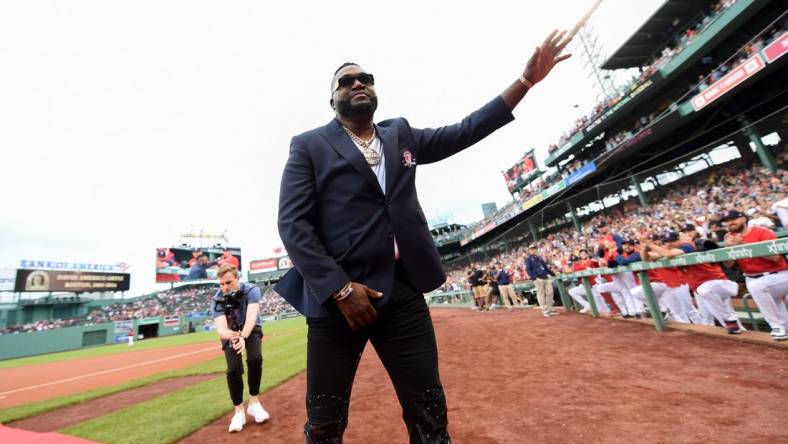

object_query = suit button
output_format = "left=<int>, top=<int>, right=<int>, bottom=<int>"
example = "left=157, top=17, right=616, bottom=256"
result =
left=387, top=231, right=394, bottom=239
left=385, top=203, right=391, bottom=209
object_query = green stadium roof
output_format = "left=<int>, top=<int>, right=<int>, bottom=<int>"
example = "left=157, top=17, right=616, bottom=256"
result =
left=601, top=0, right=711, bottom=70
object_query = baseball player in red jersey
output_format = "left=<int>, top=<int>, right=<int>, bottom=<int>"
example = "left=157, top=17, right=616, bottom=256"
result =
left=594, top=234, right=640, bottom=318
left=567, top=249, right=609, bottom=313
left=722, top=210, right=788, bottom=341
left=641, top=232, right=703, bottom=324
left=678, top=224, right=743, bottom=333
left=645, top=226, right=743, bottom=333
left=629, top=234, right=671, bottom=315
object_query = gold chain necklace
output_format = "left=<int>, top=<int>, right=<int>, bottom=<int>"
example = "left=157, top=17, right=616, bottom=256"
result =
left=343, top=126, right=381, bottom=166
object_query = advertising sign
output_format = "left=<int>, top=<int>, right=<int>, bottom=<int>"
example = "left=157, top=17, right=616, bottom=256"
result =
left=114, top=320, right=133, bottom=333
left=19, top=260, right=129, bottom=273
left=564, top=162, right=597, bottom=186
left=691, top=54, right=766, bottom=111
left=277, top=256, right=293, bottom=270
left=14, top=269, right=130, bottom=292
left=250, top=256, right=293, bottom=272
left=250, top=258, right=278, bottom=272
left=762, top=33, right=788, bottom=63
left=163, top=315, right=180, bottom=327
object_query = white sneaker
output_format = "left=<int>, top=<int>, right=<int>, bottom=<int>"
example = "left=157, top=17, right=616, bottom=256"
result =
left=228, top=410, right=246, bottom=433
left=579, top=307, right=590, bottom=314
left=771, top=327, right=788, bottom=341
left=247, top=401, right=270, bottom=423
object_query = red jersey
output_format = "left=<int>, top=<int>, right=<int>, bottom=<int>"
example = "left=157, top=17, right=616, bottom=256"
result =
left=645, top=268, right=663, bottom=284
left=684, top=263, right=727, bottom=290
left=676, top=243, right=728, bottom=290
left=736, top=227, right=788, bottom=275
left=655, top=267, right=686, bottom=288
left=572, top=259, right=599, bottom=285
left=594, top=234, right=616, bottom=263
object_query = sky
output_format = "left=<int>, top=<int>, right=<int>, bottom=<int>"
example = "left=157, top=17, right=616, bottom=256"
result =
left=0, top=0, right=665, bottom=295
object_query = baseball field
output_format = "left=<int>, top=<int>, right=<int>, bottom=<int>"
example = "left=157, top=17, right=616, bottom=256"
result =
left=2, top=309, right=787, bottom=443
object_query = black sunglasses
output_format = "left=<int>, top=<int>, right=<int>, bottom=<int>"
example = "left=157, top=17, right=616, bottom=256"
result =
left=335, top=73, right=374, bottom=90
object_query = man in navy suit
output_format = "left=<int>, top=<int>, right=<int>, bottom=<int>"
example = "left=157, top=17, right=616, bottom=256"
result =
left=277, top=30, right=572, bottom=443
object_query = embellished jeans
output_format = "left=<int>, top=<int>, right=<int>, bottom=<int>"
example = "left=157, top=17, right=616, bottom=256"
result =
left=304, top=262, right=450, bottom=444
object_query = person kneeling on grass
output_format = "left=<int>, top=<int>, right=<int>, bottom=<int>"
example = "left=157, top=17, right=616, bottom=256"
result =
left=211, top=264, right=270, bottom=433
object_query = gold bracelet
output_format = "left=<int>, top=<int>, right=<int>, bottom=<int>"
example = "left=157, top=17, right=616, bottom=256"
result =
left=333, top=282, right=353, bottom=302
left=518, top=74, right=534, bottom=89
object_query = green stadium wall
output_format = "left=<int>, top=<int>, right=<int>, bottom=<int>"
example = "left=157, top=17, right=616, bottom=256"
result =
left=0, top=316, right=187, bottom=360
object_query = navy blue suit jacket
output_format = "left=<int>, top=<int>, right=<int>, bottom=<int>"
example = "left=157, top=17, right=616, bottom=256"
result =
left=275, top=96, right=514, bottom=317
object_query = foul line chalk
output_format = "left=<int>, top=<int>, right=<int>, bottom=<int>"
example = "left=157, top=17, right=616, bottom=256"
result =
left=0, top=346, right=217, bottom=397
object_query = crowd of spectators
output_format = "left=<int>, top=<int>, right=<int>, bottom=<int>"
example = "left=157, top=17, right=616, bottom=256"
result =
left=443, top=128, right=787, bottom=319
left=0, top=308, right=108, bottom=335
left=437, top=158, right=788, bottom=309
left=0, top=283, right=296, bottom=335
left=459, top=1, right=746, bottom=248
left=548, top=0, right=741, bottom=157
left=692, top=20, right=786, bottom=96
left=529, top=163, right=788, bottom=274
left=599, top=18, right=788, bottom=158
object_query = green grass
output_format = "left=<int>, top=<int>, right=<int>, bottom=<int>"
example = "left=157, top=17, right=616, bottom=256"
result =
left=63, top=322, right=307, bottom=443
left=0, top=317, right=305, bottom=369
left=0, top=331, right=216, bottom=369
left=0, top=318, right=306, bottom=424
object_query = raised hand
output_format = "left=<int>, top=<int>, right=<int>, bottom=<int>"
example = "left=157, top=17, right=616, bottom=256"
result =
left=523, top=29, right=573, bottom=85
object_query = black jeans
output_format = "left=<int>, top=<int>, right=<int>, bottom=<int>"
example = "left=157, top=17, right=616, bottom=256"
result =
left=223, top=325, right=263, bottom=406
left=304, top=263, right=450, bottom=444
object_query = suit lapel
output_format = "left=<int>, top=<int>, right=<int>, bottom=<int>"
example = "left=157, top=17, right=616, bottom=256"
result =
left=377, top=123, right=399, bottom=196
left=321, top=119, right=383, bottom=195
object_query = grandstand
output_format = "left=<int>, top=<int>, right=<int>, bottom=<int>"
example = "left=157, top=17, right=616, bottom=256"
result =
left=432, top=0, right=786, bottom=257
left=426, top=0, right=788, bottom=333
left=1, top=0, right=785, bottom=356
left=0, top=282, right=295, bottom=359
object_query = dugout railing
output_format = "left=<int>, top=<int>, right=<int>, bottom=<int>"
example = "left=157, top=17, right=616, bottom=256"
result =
left=426, top=282, right=536, bottom=307
left=553, top=238, right=788, bottom=332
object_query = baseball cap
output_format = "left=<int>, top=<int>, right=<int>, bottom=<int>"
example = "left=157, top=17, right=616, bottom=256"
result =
left=678, top=223, right=696, bottom=232
left=648, top=233, right=661, bottom=242
left=622, top=239, right=636, bottom=245
left=528, top=244, right=537, bottom=249
left=719, top=210, right=746, bottom=221
left=660, top=231, right=680, bottom=242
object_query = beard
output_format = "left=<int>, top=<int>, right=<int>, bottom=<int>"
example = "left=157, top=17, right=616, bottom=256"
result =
left=727, top=223, right=745, bottom=233
left=335, top=94, right=378, bottom=120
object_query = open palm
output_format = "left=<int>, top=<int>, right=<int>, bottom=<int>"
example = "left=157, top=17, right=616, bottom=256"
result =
left=524, top=29, right=573, bottom=85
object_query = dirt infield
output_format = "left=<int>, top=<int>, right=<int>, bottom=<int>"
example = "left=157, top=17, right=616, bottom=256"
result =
left=9, top=374, right=219, bottom=432
left=0, top=341, right=223, bottom=408
left=182, top=308, right=788, bottom=443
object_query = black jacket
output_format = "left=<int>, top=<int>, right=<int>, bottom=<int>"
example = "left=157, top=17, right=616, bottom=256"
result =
left=275, top=96, right=514, bottom=317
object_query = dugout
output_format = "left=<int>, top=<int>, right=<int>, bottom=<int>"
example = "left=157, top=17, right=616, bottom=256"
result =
left=137, top=322, right=159, bottom=339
